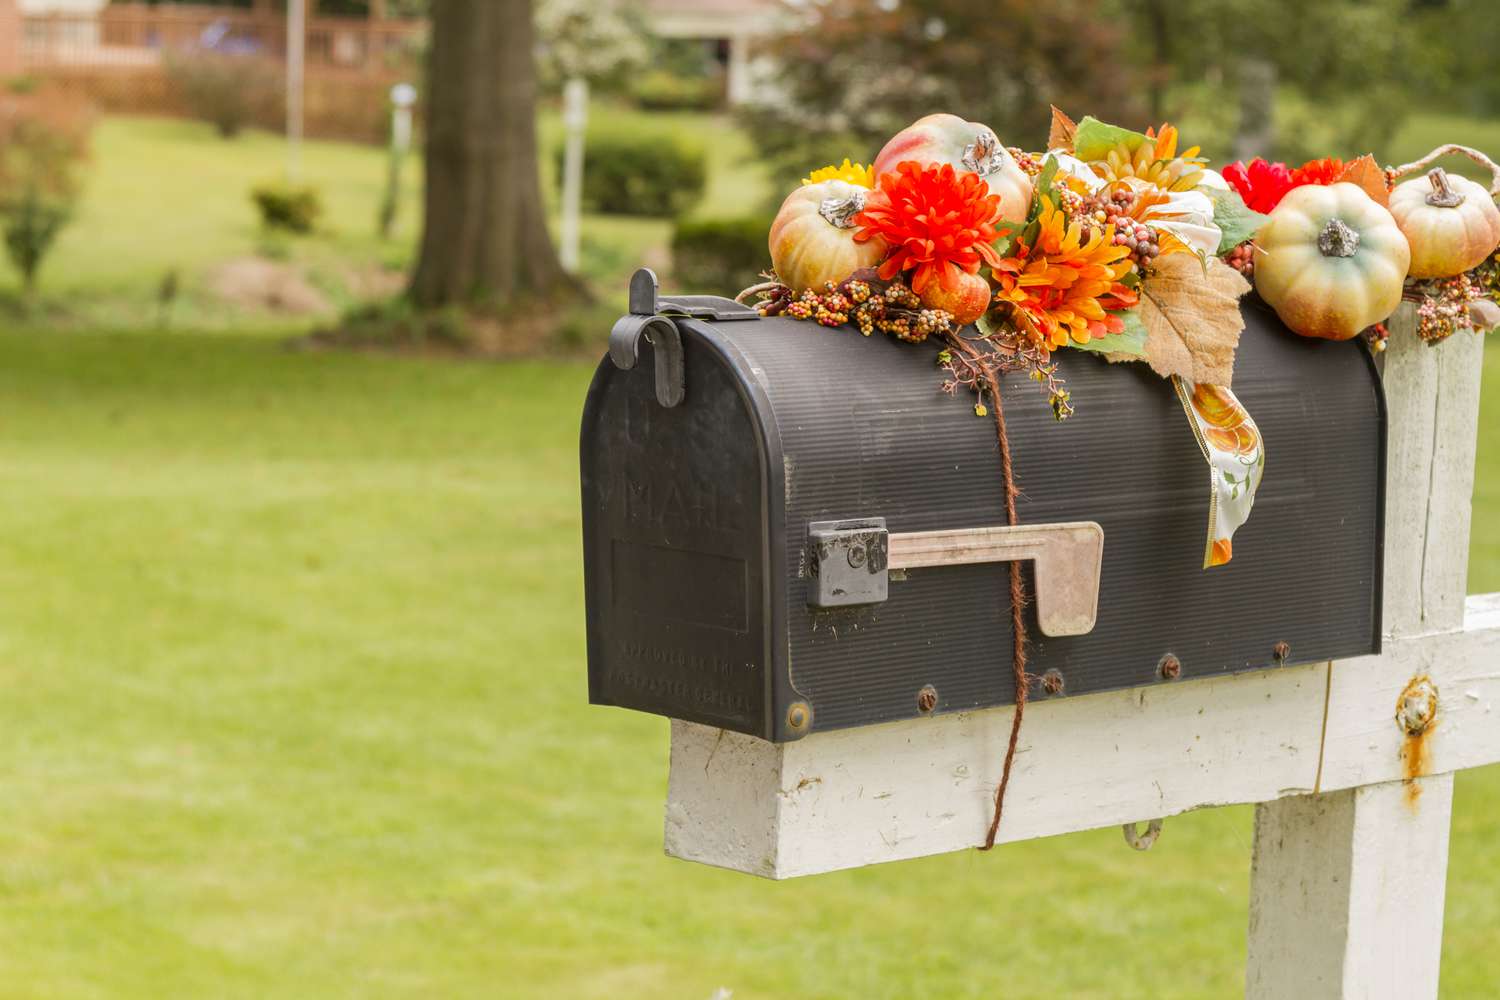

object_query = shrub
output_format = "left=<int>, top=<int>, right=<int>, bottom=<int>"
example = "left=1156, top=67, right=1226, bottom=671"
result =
left=558, top=121, right=706, bottom=217
left=670, top=215, right=773, bottom=294
left=629, top=70, right=721, bottom=112
left=164, top=48, right=282, bottom=139
left=251, top=182, right=323, bottom=235
left=0, top=85, right=92, bottom=295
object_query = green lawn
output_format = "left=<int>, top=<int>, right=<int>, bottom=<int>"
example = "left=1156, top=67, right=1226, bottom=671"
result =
left=0, top=327, right=1496, bottom=999
left=35, top=108, right=767, bottom=329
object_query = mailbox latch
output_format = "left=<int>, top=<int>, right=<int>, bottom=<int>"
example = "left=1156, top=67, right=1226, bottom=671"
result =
left=807, top=519, right=1105, bottom=637
left=808, top=518, right=890, bottom=608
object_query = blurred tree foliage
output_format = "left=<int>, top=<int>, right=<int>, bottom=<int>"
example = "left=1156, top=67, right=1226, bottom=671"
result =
left=740, top=0, right=1145, bottom=195
left=1118, top=0, right=1446, bottom=162
left=743, top=0, right=1482, bottom=189
left=534, top=0, right=648, bottom=97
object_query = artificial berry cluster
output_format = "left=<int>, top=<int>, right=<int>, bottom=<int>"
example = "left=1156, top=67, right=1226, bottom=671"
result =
left=1009, top=147, right=1043, bottom=178
left=765, top=277, right=958, bottom=344
left=1224, top=240, right=1255, bottom=278
left=1413, top=273, right=1481, bottom=343
left=1079, top=188, right=1159, bottom=267
left=784, top=283, right=853, bottom=326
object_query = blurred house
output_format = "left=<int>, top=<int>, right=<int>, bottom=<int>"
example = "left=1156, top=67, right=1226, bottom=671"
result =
left=639, top=0, right=781, bottom=105
left=0, top=0, right=782, bottom=137
left=0, top=0, right=424, bottom=140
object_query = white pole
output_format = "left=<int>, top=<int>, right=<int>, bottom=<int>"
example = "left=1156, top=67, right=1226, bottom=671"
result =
left=286, top=0, right=306, bottom=183
left=559, top=76, right=588, bottom=274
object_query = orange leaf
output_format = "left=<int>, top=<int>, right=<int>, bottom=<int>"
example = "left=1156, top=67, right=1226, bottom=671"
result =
left=1337, top=154, right=1389, bottom=207
left=1048, top=106, right=1077, bottom=153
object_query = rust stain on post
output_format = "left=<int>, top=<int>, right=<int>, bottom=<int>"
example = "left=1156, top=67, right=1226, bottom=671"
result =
left=1395, top=675, right=1439, bottom=808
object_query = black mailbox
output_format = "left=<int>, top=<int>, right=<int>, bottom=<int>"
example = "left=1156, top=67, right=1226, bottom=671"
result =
left=581, top=273, right=1385, bottom=742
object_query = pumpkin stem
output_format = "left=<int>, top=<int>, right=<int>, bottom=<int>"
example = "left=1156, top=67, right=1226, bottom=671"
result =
left=961, top=127, right=1004, bottom=179
left=1317, top=218, right=1361, bottom=258
left=1424, top=167, right=1467, bottom=208
left=819, top=189, right=866, bottom=229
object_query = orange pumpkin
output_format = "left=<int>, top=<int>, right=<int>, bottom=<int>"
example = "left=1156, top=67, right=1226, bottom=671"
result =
left=769, top=180, right=886, bottom=294
left=872, top=114, right=1033, bottom=222
left=916, top=269, right=992, bottom=325
left=1388, top=167, right=1500, bottom=279
left=1253, top=183, right=1410, bottom=341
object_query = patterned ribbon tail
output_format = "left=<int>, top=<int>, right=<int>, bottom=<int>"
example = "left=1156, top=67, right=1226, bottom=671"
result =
left=1172, top=376, right=1266, bottom=569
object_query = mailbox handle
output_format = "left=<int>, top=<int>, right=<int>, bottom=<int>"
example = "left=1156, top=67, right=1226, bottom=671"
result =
left=609, top=268, right=760, bottom=409
left=888, top=522, right=1104, bottom=637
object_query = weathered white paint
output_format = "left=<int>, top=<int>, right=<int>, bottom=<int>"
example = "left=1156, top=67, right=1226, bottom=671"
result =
left=664, top=603, right=1500, bottom=878
left=1246, top=774, right=1454, bottom=1000
left=1379, top=315, right=1484, bottom=637
left=662, top=309, right=1491, bottom=995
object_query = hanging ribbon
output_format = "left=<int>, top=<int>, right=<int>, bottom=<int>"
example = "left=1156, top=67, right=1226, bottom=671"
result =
left=1173, top=376, right=1265, bottom=568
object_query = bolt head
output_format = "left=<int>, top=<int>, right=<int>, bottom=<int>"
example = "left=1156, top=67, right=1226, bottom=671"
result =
left=916, top=685, right=938, bottom=713
left=1159, top=654, right=1182, bottom=680
left=1040, top=669, right=1065, bottom=695
left=1396, top=676, right=1438, bottom=736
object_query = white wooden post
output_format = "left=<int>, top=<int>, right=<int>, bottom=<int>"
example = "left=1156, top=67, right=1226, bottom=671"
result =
left=1243, top=304, right=1484, bottom=999
left=662, top=304, right=1500, bottom=995
left=558, top=77, right=588, bottom=274
left=286, top=0, right=306, bottom=183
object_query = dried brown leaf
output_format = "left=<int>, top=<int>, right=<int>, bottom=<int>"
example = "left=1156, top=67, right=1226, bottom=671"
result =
left=1137, top=254, right=1252, bottom=386
left=1337, top=154, right=1389, bottom=207
left=1048, top=106, right=1077, bottom=153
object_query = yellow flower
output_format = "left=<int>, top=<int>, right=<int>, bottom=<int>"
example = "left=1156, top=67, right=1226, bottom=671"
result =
left=992, top=198, right=1139, bottom=350
left=1095, top=123, right=1206, bottom=192
left=803, top=158, right=876, bottom=188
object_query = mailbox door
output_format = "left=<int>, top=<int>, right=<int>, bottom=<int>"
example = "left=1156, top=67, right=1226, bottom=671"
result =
left=582, top=333, right=780, bottom=738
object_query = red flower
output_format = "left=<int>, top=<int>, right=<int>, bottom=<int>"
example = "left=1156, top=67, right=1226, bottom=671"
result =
left=1222, top=158, right=1294, bottom=213
left=1291, top=157, right=1345, bottom=187
left=853, top=160, right=1005, bottom=296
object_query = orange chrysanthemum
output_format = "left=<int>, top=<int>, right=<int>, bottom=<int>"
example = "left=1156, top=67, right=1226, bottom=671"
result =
left=992, top=197, right=1139, bottom=350
left=1291, top=157, right=1345, bottom=187
left=852, top=160, right=1005, bottom=296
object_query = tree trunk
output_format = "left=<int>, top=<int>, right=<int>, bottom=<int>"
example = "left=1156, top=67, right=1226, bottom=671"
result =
left=410, top=0, right=571, bottom=310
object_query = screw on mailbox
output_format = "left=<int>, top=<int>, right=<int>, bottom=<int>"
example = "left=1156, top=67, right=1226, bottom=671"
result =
left=1273, top=641, right=1291, bottom=664
left=1158, top=654, right=1182, bottom=680
left=1040, top=669, right=1065, bottom=695
left=916, top=685, right=938, bottom=713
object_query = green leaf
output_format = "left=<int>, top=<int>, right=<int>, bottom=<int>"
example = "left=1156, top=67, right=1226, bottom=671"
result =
left=1068, top=309, right=1149, bottom=358
left=1026, top=155, right=1061, bottom=223
left=990, top=219, right=1027, bottom=258
left=1210, top=187, right=1269, bottom=255
left=1072, top=117, right=1151, bottom=162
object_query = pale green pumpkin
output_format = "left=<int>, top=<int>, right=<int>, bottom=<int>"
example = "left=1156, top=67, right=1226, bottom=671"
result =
left=1254, top=183, right=1411, bottom=341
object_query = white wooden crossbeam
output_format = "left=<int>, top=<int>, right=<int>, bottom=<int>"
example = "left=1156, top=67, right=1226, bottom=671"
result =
left=665, top=595, right=1500, bottom=879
